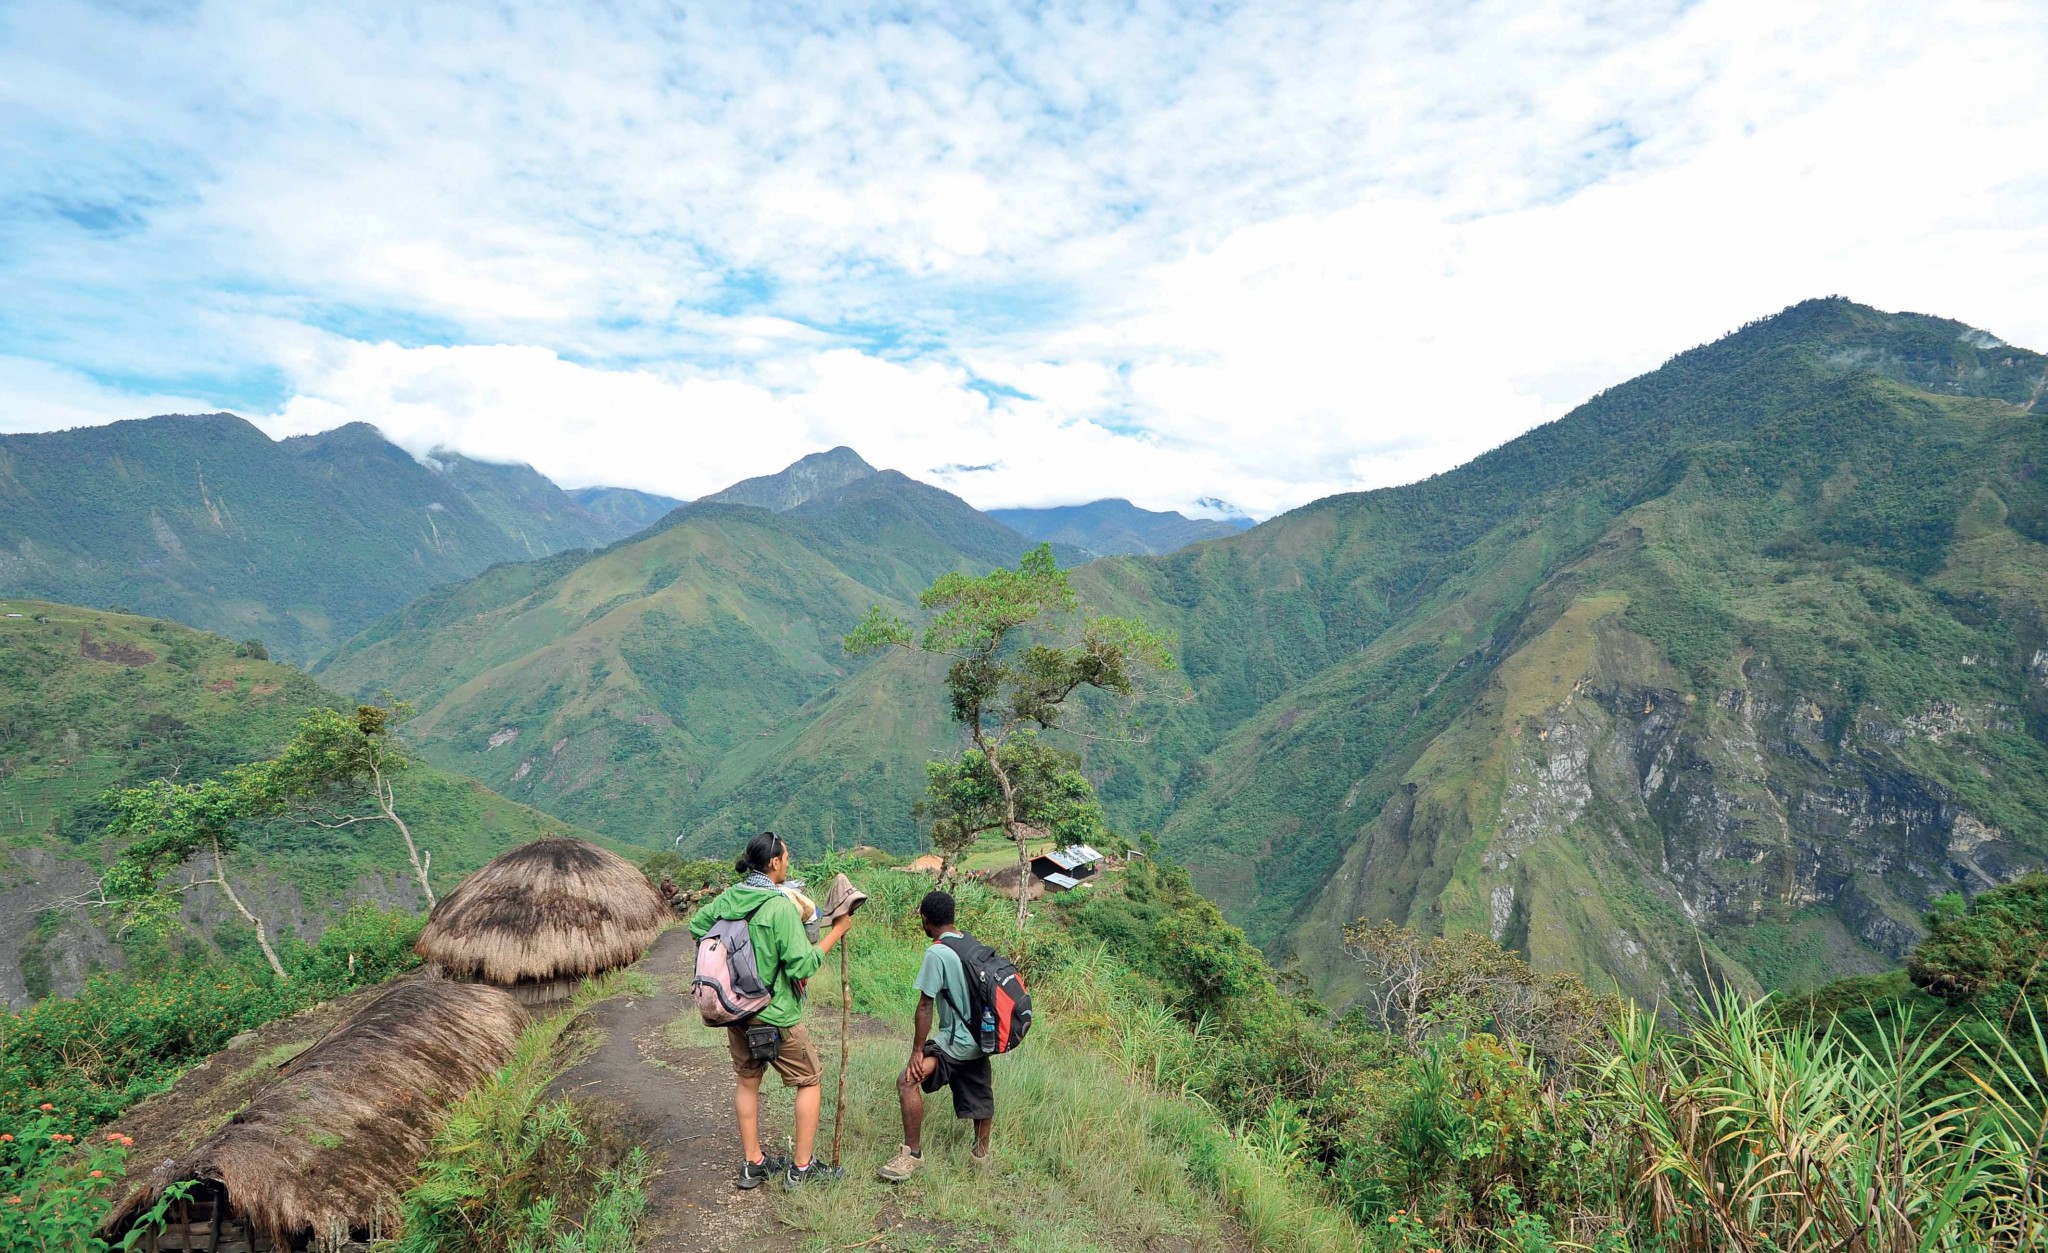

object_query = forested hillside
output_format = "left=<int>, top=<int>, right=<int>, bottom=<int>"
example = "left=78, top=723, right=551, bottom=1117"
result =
left=1070, top=298, right=2048, bottom=1004
left=316, top=466, right=1079, bottom=847
left=0, top=414, right=644, bottom=661
left=0, top=599, right=607, bottom=1006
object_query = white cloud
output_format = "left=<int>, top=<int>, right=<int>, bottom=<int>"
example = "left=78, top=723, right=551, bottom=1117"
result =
left=0, top=357, right=213, bottom=435
left=2, top=1, right=2046, bottom=517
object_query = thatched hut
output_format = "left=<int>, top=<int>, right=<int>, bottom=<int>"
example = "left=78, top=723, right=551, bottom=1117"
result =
left=107, top=979, right=524, bottom=1252
left=414, top=836, right=668, bottom=1006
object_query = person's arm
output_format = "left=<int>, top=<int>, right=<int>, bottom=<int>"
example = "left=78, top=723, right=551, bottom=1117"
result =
left=814, top=913, right=852, bottom=957
left=905, top=993, right=935, bottom=1080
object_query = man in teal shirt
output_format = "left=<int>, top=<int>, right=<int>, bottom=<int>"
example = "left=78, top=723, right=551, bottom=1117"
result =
left=689, top=832, right=851, bottom=1189
left=879, top=890, right=994, bottom=1182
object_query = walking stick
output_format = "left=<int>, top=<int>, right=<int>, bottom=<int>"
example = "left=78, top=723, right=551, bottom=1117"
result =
left=831, top=931, right=851, bottom=1166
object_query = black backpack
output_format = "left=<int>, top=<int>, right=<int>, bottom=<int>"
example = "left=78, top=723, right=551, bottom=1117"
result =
left=938, top=933, right=1033, bottom=1055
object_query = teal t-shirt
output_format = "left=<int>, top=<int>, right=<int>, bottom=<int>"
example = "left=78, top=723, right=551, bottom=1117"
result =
left=914, top=934, right=981, bottom=1061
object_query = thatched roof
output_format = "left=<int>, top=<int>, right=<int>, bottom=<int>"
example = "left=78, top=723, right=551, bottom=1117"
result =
left=415, top=836, right=668, bottom=986
left=108, top=979, right=525, bottom=1248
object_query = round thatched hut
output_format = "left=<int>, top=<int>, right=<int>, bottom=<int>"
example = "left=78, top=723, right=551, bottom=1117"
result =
left=414, top=836, right=668, bottom=1006
left=107, top=979, right=524, bottom=1252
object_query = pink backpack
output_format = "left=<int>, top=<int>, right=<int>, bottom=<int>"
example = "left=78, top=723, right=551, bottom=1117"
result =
left=693, top=915, right=771, bottom=1025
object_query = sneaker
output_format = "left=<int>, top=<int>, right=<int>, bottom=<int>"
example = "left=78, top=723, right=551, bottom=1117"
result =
left=735, top=1152, right=791, bottom=1190
left=784, top=1159, right=845, bottom=1188
left=877, top=1144, right=923, bottom=1183
left=968, top=1148, right=992, bottom=1171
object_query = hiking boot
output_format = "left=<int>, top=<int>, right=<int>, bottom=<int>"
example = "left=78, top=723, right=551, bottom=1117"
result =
left=784, top=1159, right=845, bottom=1189
left=735, top=1152, right=790, bottom=1190
left=877, top=1144, right=923, bottom=1183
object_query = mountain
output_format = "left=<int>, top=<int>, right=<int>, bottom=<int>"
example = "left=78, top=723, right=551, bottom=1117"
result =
left=0, top=415, right=640, bottom=663
left=306, top=298, right=2048, bottom=1005
left=0, top=597, right=612, bottom=1007
left=700, top=445, right=880, bottom=510
left=990, top=498, right=1254, bottom=557
left=315, top=458, right=1076, bottom=847
left=566, top=485, right=685, bottom=535
left=1064, top=298, right=2048, bottom=1005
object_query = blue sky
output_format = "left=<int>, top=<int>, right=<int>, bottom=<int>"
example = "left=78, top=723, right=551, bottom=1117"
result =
left=3, top=1, right=2046, bottom=515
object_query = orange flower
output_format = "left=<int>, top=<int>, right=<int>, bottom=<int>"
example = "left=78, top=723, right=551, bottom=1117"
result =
left=37, top=1104, right=52, bottom=1112
left=0, top=1134, right=12, bottom=1142
left=89, top=1170, right=102, bottom=1179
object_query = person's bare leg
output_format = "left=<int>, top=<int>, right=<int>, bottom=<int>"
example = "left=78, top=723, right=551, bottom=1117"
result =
left=972, top=1116, right=991, bottom=1157
left=793, top=1082, right=823, bottom=1165
left=897, top=1053, right=937, bottom=1151
left=735, top=1072, right=764, bottom=1162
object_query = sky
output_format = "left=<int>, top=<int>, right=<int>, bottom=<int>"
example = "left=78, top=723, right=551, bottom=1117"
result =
left=2, top=2, right=2046, bottom=519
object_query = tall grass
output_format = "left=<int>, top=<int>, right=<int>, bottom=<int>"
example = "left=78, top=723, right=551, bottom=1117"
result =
left=1609, top=989, right=2048, bottom=1251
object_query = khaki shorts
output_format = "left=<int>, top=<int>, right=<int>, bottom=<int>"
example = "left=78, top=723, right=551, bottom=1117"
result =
left=725, top=1021, right=823, bottom=1088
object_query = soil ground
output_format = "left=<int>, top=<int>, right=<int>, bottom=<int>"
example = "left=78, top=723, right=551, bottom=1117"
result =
left=546, top=926, right=802, bottom=1252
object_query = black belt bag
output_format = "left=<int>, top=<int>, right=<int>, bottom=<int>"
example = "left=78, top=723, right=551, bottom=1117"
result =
left=744, top=1021, right=782, bottom=1062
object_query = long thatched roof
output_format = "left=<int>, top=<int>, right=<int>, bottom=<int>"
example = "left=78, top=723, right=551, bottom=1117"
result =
left=108, top=978, right=525, bottom=1247
left=415, top=836, right=668, bottom=985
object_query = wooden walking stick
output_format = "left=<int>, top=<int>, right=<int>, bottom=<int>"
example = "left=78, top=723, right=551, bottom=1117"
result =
left=831, top=931, right=851, bottom=1166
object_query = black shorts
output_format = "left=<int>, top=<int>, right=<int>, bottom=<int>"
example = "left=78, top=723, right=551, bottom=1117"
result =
left=920, top=1041, right=995, bottom=1120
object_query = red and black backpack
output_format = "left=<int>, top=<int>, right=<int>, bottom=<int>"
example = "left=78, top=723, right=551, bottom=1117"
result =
left=938, top=933, right=1033, bottom=1055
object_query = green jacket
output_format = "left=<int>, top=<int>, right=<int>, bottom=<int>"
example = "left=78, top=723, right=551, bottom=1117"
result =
left=687, top=881, right=820, bottom=1028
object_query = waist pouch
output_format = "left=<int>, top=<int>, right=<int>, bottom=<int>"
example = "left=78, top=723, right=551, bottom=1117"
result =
left=745, top=1022, right=783, bottom=1062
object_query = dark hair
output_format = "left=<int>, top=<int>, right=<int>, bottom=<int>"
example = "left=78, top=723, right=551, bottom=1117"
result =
left=736, top=831, right=786, bottom=876
left=919, top=890, right=956, bottom=927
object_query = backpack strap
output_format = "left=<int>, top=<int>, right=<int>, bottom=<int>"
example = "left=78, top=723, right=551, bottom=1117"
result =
left=934, top=934, right=978, bottom=1024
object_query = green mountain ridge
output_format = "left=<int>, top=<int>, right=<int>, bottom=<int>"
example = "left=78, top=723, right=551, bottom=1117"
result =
left=0, top=598, right=612, bottom=1008
left=315, top=466, right=1077, bottom=847
left=0, top=414, right=642, bottom=662
left=1071, top=298, right=2048, bottom=1005
left=564, top=484, right=685, bottom=534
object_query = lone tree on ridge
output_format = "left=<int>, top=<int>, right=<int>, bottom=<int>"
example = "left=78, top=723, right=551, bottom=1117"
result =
left=845, top=543, right=1174, bottom=928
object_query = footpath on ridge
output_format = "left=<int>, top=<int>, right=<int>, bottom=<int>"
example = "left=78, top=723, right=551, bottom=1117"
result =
left=546, top=926, right=799, bottom=1253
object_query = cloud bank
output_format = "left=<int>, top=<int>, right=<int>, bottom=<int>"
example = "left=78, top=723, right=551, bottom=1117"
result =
left=2, top=1, right=2044, bottom=516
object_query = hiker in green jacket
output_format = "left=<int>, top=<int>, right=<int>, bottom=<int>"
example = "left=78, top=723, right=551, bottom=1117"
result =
left=689, top=831, right=852, bottom=1189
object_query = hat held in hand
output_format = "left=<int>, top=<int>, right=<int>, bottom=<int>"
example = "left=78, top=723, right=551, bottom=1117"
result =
left=819, top=872, right=868, bottom=923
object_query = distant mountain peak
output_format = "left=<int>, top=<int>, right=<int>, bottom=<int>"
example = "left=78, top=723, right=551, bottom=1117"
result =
left=703, top=446, right=877, bottom=511
left=990, top=497, right=1253, bottom=557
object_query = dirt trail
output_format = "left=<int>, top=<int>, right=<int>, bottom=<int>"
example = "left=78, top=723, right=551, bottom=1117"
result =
left=546, top=926, right=800, bottom=1253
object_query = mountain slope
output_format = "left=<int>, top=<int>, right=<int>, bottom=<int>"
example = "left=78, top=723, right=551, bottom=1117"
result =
left=0, top=598, right=610, bottom=1007
left=316, top=464, right=1071, bottom=847
left=565, top=485, right=685, bottom=534
left=0, top=415, right=634, bottom=662
left=991, top=498, right=1254, bottom=556
left=1066, top=298, right=2048, bottom=1004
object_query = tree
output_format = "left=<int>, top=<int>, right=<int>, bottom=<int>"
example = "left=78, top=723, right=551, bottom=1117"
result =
left=915, top=732, right=1109, bottom=883
left=266, top=704, right=437, bottom=908
left=1344, top=920, right=1617, bottom=1075
left=845, top=544, right=1173, bottom=927
left=99, top=768, right=290, bottom=981
left=1908, top=874, right=2048, bottom=1005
